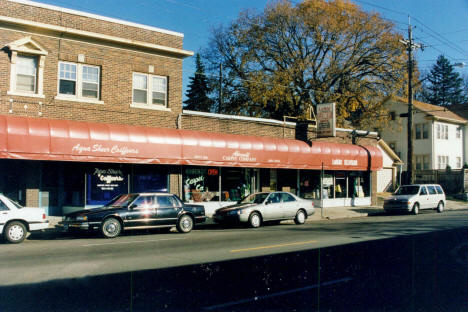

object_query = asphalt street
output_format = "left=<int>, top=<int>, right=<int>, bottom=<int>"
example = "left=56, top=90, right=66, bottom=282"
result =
left=2, top=210, right=468, bottom=311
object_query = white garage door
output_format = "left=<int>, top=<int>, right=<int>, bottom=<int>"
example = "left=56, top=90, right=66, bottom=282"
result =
left=378, top=168, right=393, bottom=192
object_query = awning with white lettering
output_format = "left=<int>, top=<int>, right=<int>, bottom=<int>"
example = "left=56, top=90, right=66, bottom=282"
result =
left=0, top=114, right=382, bottom=171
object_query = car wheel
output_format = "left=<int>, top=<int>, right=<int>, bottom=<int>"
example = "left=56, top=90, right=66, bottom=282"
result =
left=249, top=212, right=262, bottom=228
left=101, top=218, right=122, bottom=238
left=4, top=221, right=27, bottom=244
left=294, top=210, right=306, bottom=225
left=412, top=203, right=419, bottom=215
left=176, top=215, right=194, bottom=233
left=437, top=201, right=444, bottom=213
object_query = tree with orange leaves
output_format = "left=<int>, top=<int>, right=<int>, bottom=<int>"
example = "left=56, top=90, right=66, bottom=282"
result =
left=203, top=0, right=407, bottom=129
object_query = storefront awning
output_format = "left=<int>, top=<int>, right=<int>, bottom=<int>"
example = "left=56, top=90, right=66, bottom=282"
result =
left=0, top=115, right=382, bottom=171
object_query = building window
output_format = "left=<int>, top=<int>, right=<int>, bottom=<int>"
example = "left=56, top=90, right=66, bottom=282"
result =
left=438, top=155, right=449, bottom=169
left=58, top=62, right=100, bottom=100
left=416, top=155, right=430, bottom=170
left=132, top=73, right=167, bottom=108
left=456, top=127, right=462, bottom=139
left=16, top=55, right=37, bottom=92
left=7, top=37, right=48, bottom=98
left=436, top=124, right=448, bottom=140
left=457, top=157, right=462, bottom=169
left=390, top=111, right=396, bottom=120
left=415, top=123, right=428, bottom=140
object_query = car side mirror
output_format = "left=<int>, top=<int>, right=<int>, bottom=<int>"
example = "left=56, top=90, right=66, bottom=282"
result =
left=129, top=204, right=137, bottom=210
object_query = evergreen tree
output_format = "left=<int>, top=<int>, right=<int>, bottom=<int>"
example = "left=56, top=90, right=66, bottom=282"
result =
left=424, top=55, right=466, bottom=106
left=184, top=53, right=213, bottom=112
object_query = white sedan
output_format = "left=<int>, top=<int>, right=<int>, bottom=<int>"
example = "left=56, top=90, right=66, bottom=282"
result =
left=212, top=192, right=315, bottom=228
left=0, top=194, right=49, bottom=243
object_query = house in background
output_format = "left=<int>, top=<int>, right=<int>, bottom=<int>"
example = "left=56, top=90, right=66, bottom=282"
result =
left=381, top=97, right=467, bottom=172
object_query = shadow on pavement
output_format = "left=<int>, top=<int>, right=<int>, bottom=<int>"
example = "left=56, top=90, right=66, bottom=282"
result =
left=2, top=227, right=468, bottom=312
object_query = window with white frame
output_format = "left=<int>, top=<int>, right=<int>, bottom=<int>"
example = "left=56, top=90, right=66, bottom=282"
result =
left=438, top=155, right=449, bottom=169
left=58, top=62, right=100, bottom=100
left=415, top=123, right=429, bottom=140
left=456, top=127, right=462, bottom=139
left=7, top=37, right=48, bottom=97
left=436, top=124, right=448, bottom=140
left=416, top=155, right=430, bottom=170
left=16, top=55, right=38, bottom=93
left=132, top=73, right=167, bottom=107
left=457, top=157, right=462, bottom=169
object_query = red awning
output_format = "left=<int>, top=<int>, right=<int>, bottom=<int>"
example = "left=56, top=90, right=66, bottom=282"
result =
left=0, top=115, right=382, bottom=171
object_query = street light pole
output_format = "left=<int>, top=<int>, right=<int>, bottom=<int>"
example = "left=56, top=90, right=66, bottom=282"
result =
left=400, top=17, right=422, bottom=184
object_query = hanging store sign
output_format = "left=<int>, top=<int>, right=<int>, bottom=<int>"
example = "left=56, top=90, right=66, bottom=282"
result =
left=317, top=103, right=336, bottom=138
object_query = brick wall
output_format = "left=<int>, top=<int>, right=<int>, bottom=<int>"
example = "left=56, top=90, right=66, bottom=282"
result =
left=1, top=14, right=184, bottom=128
left=0, top=0, right=184, bottom=49
left=180, top=114, right=378, bottom=147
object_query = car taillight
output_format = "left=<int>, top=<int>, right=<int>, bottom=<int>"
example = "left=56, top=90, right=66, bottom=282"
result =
left=42, top=213, right=46, bottom=219
left=311, top=202, right=314, bottom=207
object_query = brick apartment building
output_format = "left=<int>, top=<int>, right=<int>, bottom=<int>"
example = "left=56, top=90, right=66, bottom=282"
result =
left=0, top=0, right=382, bottom=216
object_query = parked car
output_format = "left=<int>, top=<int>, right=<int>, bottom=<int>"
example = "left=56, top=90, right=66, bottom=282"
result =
left=0, top=194, right=49, bottom=243
left=212, top=191, right=314, bottom=228
left=58, top=193, right=206, bottom=238
left=383, top=184, right=446, bottom=215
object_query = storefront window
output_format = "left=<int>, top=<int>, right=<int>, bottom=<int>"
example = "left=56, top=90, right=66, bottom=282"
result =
left=259, top=169, right=271, bottom=192
left=299, top=170, right=321, bottom=199
left=335, top=172, right=347, bottom=198
left=131, top=165, right=168, bottom=193
left=183, top=167, right=219, bottom=202
left=277, top=169, right=298, bottom=194
left=221, top=168, right=252, bottom=202
left=86, top=167, right=128, bottom=206
left=348, top=172, right=370, bottom=198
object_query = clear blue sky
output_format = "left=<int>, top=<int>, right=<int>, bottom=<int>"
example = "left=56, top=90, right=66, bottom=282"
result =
left=34, top=0, right=468, bottom=98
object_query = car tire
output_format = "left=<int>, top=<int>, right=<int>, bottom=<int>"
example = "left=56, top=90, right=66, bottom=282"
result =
left=412, top=203, right=419, bottom=215
left=4, top=221, right=27, bottom=244
left=176, top=215, right=194, bottom=233
left=249, top=212, right=262, bottom=228
left=294, top=210, right=306, bottom=225
left=101, top=217, right=122, bottom=238
left=437, top=201, right=444, bottom=213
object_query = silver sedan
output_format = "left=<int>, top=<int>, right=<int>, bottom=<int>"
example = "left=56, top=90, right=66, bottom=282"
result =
left=212, top=192, right=315, bottom=228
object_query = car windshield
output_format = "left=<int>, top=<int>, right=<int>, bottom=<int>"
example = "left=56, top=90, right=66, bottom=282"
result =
left=239, top=193, right=269, bottom=204
left=104, top=194, right=140, bottom=208
left=394, top=186, right=420, bottom=195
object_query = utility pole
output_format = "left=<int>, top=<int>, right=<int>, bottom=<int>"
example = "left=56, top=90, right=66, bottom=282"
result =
left=399, top=17, right=423, bottom=184
left=218, top=63, right=223, bottom=114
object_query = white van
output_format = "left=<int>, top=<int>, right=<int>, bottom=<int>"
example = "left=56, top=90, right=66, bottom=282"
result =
left=383, top=184, right=446, bottom=215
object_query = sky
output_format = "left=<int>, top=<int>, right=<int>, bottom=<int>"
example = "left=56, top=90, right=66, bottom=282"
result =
left=33, top=0, right=468, bottom=99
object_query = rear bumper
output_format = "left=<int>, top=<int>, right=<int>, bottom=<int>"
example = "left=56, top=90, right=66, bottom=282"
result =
left=29, top=221, right=49, bottom=231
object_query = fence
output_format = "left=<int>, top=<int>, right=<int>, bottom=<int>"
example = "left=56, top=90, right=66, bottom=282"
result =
left=411, top=169, right=468, bottom=194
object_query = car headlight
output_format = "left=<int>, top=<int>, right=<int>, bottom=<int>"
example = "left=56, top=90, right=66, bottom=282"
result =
left=76, top=216, right=88, bottom=221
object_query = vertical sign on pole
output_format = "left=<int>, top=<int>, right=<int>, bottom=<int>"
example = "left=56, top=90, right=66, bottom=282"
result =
left=316, top=103, right=336, bottom=138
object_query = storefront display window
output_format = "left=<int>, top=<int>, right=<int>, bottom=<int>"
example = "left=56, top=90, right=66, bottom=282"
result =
left=277, top=169, right=298, bottom=194
left=183, top=167, right=219, bottom=202
left=86, top=167, right=128, bottom=206
left=299, top=171, right=321, bottom=199
left=221, top=168, right=252, bottom=202
left=348, top=172, right=370, bottom=198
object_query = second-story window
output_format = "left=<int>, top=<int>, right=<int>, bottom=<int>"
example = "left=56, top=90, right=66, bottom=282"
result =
left=58, top=62, right=100, bottom=100
left=16, top=55, right=38, bottom=93
left=132, top=73, right=167, bottom=108
left=415, top=123, right=428, bottom=140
